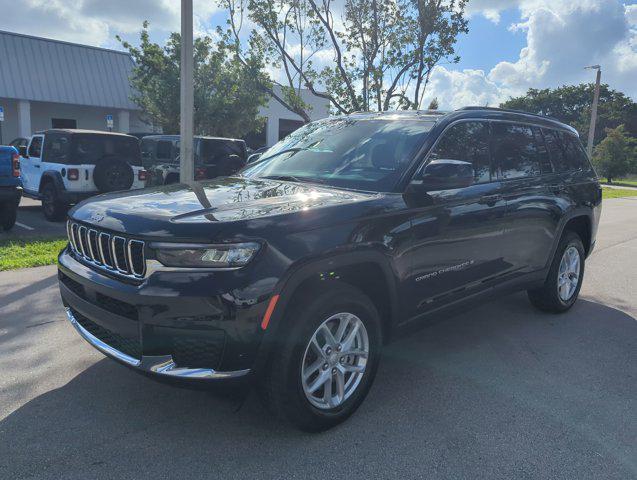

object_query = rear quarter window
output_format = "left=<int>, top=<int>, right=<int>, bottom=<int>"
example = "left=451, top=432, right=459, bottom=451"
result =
left=199, top=139, right=247, bottom=165
left=72, top=135, right=142, bottom=167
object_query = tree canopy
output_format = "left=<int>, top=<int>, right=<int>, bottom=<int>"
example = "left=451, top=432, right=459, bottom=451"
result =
left=118, top=22, right=268, bottom=137
left=501, top=84, right=637, bottom=147
left=217, top=0, right=468, bottom=120
left=592, top=125, right=637, bottom=183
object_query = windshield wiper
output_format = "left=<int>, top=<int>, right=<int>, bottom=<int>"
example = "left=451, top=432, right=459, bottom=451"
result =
left=261, top=175, right=325, bottom=184
left=259, top=147, right=309, bottom=162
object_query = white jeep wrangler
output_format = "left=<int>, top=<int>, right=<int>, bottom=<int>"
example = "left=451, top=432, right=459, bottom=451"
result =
left=20, top=129, right=146, bottom=221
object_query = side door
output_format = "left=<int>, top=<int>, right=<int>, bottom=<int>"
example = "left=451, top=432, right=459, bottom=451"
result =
left=400, top=120, right=508, bottom=320
left=492, top=122, right=561, bottom=277
left=21, top=135, right=44, bottom=195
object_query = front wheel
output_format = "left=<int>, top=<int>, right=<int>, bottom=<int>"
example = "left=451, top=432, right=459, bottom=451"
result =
left=528, top=231, right=585, bottom=313
left=259, top=283, right=382, bottom=432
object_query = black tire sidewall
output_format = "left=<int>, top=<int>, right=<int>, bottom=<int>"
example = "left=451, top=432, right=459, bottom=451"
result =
left=274, top=285, right=382, bottom=431
left=549, top=232, right=586, bottom=310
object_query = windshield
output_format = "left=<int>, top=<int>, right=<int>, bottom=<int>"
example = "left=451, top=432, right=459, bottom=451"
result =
left=242, top=117, right=435, bottom=192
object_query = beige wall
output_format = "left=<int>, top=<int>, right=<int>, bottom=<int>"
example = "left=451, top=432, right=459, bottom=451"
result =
left=0, top=97, right=152, bottom=142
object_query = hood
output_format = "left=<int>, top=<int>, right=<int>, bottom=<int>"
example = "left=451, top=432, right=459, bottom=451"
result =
left=70, top=176, right=380, bottom=240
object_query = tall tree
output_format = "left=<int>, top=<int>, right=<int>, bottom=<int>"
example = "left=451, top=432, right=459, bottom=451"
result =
left=118, top=22, right=267, bottom=136
left=501, top=84, right=637, bottom=147
left=592, top=125, right=637, bottom=183
left=218, top=0, right=468, bottom=119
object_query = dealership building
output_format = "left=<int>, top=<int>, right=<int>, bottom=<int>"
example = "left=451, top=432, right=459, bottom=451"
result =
left=0, top=30, right=329, bottom=147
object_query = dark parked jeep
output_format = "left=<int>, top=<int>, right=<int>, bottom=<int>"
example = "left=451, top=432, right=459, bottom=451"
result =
left=141, top=135, right=247, bottom=186
left=58, top=108, right=602, bottom=431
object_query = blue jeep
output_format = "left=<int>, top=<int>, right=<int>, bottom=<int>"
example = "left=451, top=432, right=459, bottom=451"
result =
left=0, top=145, right=22, bottom=231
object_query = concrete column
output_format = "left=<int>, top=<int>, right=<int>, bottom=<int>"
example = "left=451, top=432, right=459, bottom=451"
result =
left=118, top=110, right=130, bottom=134
left=266, top=116, right=278, bottom=147
left=17, top=100, right=31, bottom=138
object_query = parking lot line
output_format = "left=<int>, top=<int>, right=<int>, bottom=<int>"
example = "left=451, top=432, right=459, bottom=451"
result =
left=15, top=222, right=35, bottom=231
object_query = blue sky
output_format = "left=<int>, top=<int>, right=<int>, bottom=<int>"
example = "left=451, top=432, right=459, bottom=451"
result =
left=1, top=0, right=635, bottom=109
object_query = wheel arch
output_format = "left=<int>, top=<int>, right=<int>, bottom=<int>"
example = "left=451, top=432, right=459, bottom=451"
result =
left=253, top=251, right=398, bottom=374
left=38, top=170, right=65, bottom=193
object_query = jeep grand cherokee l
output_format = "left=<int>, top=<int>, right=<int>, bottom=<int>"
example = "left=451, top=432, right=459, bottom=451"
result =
left=58, top=108, right=602, bottom=431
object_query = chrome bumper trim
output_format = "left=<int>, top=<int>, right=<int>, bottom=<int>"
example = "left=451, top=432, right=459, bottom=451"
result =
left=66, top=308, right=250, bottom=380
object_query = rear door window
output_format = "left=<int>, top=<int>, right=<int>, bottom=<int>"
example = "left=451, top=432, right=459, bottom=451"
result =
left=428, top=121, right=492, bottom=183
left=43, top=134, right=72, bottom=164
left=28, top=136, right=43, bottom=159
left=532, top=127, right=553, bottom=174
left=491, top=123, right=541, bottom=180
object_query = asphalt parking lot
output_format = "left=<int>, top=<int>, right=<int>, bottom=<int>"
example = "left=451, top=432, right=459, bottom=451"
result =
left=1, top=198, right=636, bottom=480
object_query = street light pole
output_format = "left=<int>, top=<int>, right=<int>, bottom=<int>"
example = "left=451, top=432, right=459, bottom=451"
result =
left=585, top=65, right=601, bottom=158
left=180, top=0, right=194, bottom=183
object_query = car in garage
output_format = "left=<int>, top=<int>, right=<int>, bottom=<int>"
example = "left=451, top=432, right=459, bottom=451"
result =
left=0, top=145, right=22, bottom=231
left=20, top=130, right=147, bottom=221
left=58, top=107, right=601, bottom=431
left=142, top=135, right=247, bottom=186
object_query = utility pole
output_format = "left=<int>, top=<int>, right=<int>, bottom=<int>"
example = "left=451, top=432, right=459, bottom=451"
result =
left=585, top=65, right=601, bottom=158
left=180, top=0, right=195, bottom=183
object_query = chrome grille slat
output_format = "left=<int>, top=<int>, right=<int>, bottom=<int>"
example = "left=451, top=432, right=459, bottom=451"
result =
left=78, top=226, right=88, bottom=257
left=66, top=222, right=146, bottom=280
left=98, top=232, right=112, bottom=267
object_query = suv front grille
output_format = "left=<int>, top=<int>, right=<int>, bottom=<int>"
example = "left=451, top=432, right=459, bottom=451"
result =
left=67, top=221, right=146, bottom=279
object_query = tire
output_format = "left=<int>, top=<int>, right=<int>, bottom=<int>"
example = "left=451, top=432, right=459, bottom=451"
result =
left=41, top=183, right=68, bottom=222
left=93, top=156, right=134, bottom=192
left=0, top=201, right=18, bottom=231
left=259, top=283, right=382, bottom=432
left=528, top=231, right=585, bottom=313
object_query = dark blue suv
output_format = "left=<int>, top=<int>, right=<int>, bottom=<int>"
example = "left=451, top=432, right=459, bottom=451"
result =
left=58, top=108, right=602, bottom=431
left=0, top=145, right=22, bottom=231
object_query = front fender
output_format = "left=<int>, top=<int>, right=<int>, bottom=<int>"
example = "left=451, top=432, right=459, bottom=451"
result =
left=250, top=250, right=398, bottom=375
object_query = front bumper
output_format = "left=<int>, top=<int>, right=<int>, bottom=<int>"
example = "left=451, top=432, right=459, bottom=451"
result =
left=59, top=248, right=275, bottom=383
left=66, top=308, right=250, bottom=380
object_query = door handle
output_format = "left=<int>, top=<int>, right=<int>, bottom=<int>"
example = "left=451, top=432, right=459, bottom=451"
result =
left=34, top=164, right=41, bottom=169
left=479, top=194, right=502, bottom=206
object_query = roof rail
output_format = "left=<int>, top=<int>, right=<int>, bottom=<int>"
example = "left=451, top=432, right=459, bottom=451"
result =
left=457, top=106, right=560, bottom=122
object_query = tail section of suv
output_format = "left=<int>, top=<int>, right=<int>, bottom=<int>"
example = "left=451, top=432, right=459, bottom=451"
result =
left=57, top=108, right=601, bottom=431
left=20, top=130, right=146, bottom=221
left=0, top=145, right=22, bottom=231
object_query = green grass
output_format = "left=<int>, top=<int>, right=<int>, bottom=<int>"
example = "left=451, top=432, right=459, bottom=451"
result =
left=602, top=187, right=637, bottom=199
left=0, top=237, right=67, bottom=271
left=601, top=177, right=637, bottom=188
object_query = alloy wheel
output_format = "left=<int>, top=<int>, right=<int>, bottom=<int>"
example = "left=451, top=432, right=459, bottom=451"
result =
left=301, top=312, right=369, bottom=410
left=557, top=245, right=581, bottom=302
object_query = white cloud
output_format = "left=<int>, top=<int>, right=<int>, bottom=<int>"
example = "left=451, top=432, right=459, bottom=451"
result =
left=0, top=0, right=219, bottom=47
left=427, top=0, right=637, bottom=109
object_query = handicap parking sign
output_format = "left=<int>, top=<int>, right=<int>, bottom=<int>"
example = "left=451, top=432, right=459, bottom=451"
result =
left=0, top=106, right=4, bottom=122
left=106, top=114, right=113, bottom=129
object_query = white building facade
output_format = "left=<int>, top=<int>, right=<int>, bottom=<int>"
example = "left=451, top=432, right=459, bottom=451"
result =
left=0, top=30, right=330, bottom=146
left=0, top=31, right=152, bottom=143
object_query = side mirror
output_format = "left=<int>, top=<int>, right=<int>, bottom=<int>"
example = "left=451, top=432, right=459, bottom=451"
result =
left=412, top=159, right=474, bottom=192
left=18, top=146, right=28, bottom=158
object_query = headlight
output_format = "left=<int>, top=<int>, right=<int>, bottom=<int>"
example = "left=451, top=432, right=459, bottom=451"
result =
left=153, top=242, right=260, bottom=268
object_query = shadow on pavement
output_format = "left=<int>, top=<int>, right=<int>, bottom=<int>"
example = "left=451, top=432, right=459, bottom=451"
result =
left=1, top=294, right=636, bottom=479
